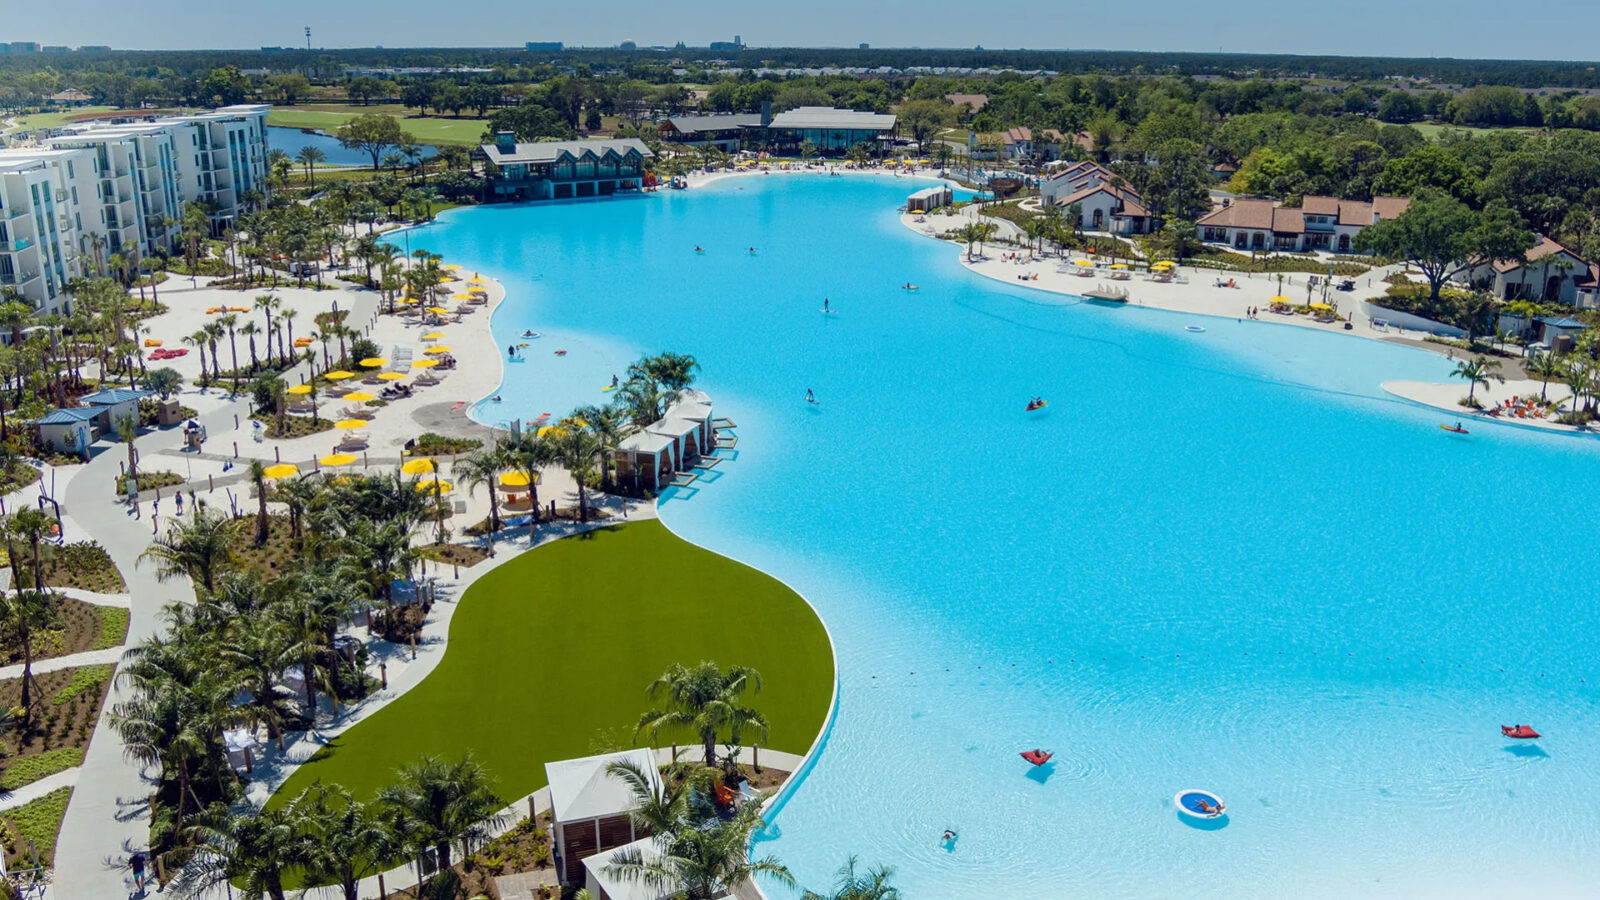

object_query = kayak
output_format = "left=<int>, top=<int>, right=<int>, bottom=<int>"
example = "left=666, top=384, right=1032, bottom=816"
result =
left=1439, top=424, right=1470, bottom=434
left=1026, top=401, right=1047, bottom=411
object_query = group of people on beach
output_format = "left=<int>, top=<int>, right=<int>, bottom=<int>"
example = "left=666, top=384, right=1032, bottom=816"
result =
left=1245, top=306, right=1260, bottom=319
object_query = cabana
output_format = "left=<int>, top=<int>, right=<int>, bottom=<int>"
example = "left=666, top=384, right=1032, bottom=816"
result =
left=547, top=749, right=660, bottom=885
left=615, top=430, right=677, bottom=493
left=647, top=418, right=705, bottom=470
left=583, top=838, right=675, bottom=900
left=907, top=184, right=952, bottom=212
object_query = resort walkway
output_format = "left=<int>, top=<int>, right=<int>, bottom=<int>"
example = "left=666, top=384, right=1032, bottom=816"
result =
left=0, top=646, right=124, bottom=681
left=46, top=286, right=382, bottom=900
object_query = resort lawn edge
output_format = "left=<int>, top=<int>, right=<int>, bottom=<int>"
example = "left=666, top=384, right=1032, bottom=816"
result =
left=267, top=519, right=834, bottom=808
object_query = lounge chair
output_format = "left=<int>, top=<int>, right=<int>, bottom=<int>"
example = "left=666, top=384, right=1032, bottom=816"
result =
left=343, top=405, right=375, bottom=420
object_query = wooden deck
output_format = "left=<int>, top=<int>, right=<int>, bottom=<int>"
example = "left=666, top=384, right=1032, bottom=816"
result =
left=669, top=471, right=700, bottom=487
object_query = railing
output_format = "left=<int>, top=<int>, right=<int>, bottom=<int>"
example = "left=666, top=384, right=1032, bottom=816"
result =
left=0, top=271, right=41, bottom=286
left=0, top=239, right=31, bottom=253
left=1, top=207, right=28, bottom=221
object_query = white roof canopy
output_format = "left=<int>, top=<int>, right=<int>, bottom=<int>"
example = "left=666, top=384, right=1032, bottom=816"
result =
left=545, top=748, right=659, bottom=823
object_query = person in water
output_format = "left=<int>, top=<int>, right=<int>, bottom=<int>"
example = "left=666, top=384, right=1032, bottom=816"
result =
left=612, top=374, right=620, bottom=388
left=942, top=830, right=957, bottom=843
left=805, top=388, right=816, bottom=403
left=491, top=395, right=502, bottom=403
left=823, top=298, right=830, bottom=312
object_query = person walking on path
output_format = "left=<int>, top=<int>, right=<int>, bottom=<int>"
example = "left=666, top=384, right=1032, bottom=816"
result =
left=128, top=850, right=147, bottom=893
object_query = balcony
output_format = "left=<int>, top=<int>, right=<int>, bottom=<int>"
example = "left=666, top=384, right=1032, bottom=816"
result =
left=1, top=207, right=28, bottom=221
left=0, top=238, right=32, bottom=253
left=0, top=271, right=41, bottom=286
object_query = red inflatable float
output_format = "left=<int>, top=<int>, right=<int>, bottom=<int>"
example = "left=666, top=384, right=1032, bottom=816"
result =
left=1502, top=724, right=1540, bottom=739
left=1020, top=749, right=1053, bottom=766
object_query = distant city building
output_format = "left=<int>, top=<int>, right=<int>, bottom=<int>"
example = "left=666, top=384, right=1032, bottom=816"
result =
left=42, top=46, right=69, bottom=53
left=77, top=46, right=112, bottom=53
left=478, top=133, right=653, bottom=201
left=860, top=43, right=870, bottom=50
left=0, top=105, right=270, bottom=314
left=619, top=40, right=637, bottom=51
left=709, top=35, right=745, bottom=51
left=341, top=66, right=493, bottom=77
left=2, top=42, right=41, bottom=53
left=525, top=42, right=564, bottom=51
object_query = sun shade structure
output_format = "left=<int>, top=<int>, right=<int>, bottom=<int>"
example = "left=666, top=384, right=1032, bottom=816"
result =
left=500, top=471, right=533, bottom=487
left=411, top=359, right=439, bottom=369
left=334, top=419, right=368, bottom=430
left=424, top=346, right=452, bottom=354
left=1074, top=259, right=1094, bottom=266
left=378, top=372, right=407, bottom=381
left=1269, top=295, right=1293, bottom=303
left=263, top=463, right=299, bottom=479
left=538, top=425, right=567, bottom=437
left=319, top=453, right=357, bottom=467
left=343, top=391, right=376, bottom=402
left=426, top=306, right=450, bottom=315
left=358, top=357, right=387, bottom=368
left=324, top=370, right=355, bottom=380
left=401, top=458, right=437, bottom=475
left=422, top=332, right=446, bottom=340
left=414, top=478, right=453, bottom=493
left=285, top=384, right=313, bottom=395
left=442, top=264, right=461, bottom=270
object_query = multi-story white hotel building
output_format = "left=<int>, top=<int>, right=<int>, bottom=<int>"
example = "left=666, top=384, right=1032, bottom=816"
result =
left=0, top=104, right=269, bottom=313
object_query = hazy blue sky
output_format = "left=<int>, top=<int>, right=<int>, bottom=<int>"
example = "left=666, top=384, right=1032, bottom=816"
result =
left=14, top=0, right=1600, bottom=60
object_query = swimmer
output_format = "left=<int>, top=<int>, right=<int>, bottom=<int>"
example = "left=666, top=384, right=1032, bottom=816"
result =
left=823, top=298, right=829, bottom=312
left=805, top=388, right=816, bottom=404
left=612, top=374, right=619, bottom=388
left=491, top=395, right=502, bottom=403
left=694, top=246, right=704, bottom=253
left=942, top=830, right=958, bottom=842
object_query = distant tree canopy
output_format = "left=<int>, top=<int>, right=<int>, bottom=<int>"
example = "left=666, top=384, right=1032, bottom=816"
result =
left=1354, top=193, right=1536, bottom=300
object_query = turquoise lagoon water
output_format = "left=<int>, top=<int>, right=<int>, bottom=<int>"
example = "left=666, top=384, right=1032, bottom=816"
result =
left=402, top=176, right=1600, bottom=899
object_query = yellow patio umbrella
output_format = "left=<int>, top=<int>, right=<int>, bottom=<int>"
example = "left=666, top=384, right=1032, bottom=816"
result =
left=378, top=372, right=406, bottom=381
left=1268, top=295, right=1293, bottom=303
left=412, top=359, right=439, bottom=369
left=908, top=209, right=925, bottom=215
left=358, top=357, right=387, bottom=368
left=537, top=425, right=567, bottom=438
left=422, top=331, right=447, bottom=340
left=1152, top=261, right=1176, bottom=269
left=319, top=453, right=357, bottom=467
left=441, top=263, right=461, bottom=270
left=451, top=293, right=475, bottom=301
left=324, top=370, right=355, bottom=380
left=333, top=419, right=368, bottom=430
left=1073, top=259, right=1094, bottom=267
left=414, top=478, right=453, bottom=493
left=343, top=391, right=376, bottom=402
left=1309, top=302, right=1334, bottom=311
left=424, top=345, right=452, bottom=355
left=499, top=471, right=533, bottom=488
left=263, top=463, right=299, bottom=479
left=426, top=306, right=450, bottom=315
left=1110, top=263, right=1129, bottom=270
left=401, top=457, right=437, bottom=475
left=467, top=276, right=487, bottom=284
left=285, top=384, right=313, bottom=395
left=397, top=297, right=419, bottom=305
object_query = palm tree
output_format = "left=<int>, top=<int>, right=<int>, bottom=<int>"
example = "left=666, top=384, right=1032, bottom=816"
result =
left=216, top=614, right=295, bottom=744
left=273, top=569, right=356, bottom=715
left=636, top=661, right=769, bottom=767
left=574, top=404, right=627, bottom=489
left=1450, top=355, right=1502, bottom=407
left=7, top=506, right=55, bottom=590
left=297, top=784, right=397, bottom=900
left=218, top=313, right=241, bottom=392
left=554, top=426, right=605, bottom=522
left=510, top=431, right=552, bottom=522
left=240, top=320, right=262, bottom=370
left=604, top=757, right=704, bottom=838
left=0, top=590, right=60, bottom=725
left=140, top=509, right=235, bottom=592
left=377, top=753, right=508, bottom=881
left=295, top=146, right=327, bottom=188
left=1561, top=359, right=1591, bottom=417
left=802, top=856, right=901, bottom=900
left=603, top=800, right=793, bottom=900
left=249, top=459, right=271, bottom=544
left=457, top=445, right=510, bottom=554
left=281, top=307, right=300, bottom=362
left=254, top=295, right=279, bottom=366
left=168, top=802, right=304, bottom=900
left=1527, top=350, right=1563, bottom=402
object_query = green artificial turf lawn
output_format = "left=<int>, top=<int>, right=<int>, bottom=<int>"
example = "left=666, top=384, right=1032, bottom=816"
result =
left=268, top=520, right=834, bottom=807
left=266, top=106, right=490, bottom=146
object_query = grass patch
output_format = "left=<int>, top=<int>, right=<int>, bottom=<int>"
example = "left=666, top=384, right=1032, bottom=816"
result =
left=118, top=470, right=184, bottom=495
left=253, top=413, right=335, bottom=440
left=0, top=748, right=83, bottom=791
left=0, top=461, right=41, bottom=495
left=267, top=105, right=490, bottom=146
left=411, top=432, right=483, bottom=456
left=4, top=106, right=118, bottom=132
left=51, top=664, right=113, bottom=706
left=9, top=541, right=126, bottom=593
left=268, top=520, right=833, bottom=811
left=92, top=606, right=128, bottom=650
left=0, top=786, right=72, bottom=869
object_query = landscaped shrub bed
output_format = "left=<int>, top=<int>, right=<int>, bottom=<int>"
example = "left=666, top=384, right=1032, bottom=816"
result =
left=0, top=786, right=72, bottom=869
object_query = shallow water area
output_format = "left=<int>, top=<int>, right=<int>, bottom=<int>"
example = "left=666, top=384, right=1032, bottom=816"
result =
left=404, top=173, right=1600, bottom=899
